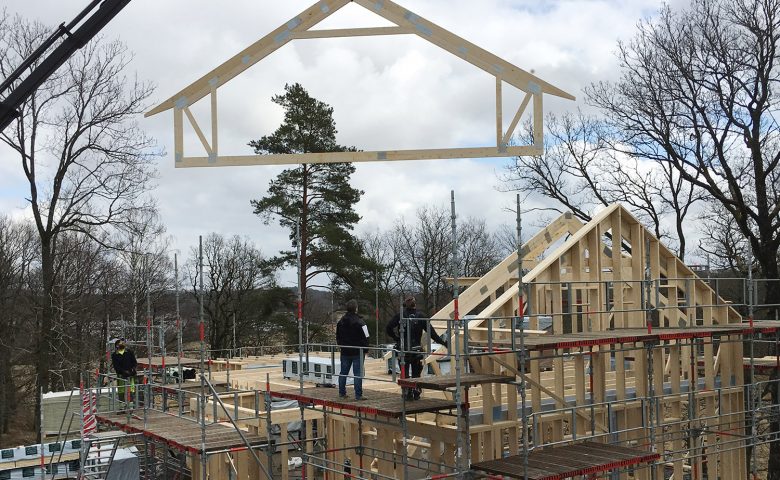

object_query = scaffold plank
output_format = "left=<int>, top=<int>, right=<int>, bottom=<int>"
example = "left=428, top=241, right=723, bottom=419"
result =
left=270, top=387, right=463, bottom=417
left=470, top=441, right=659, bottom=479
left=95, top=410, right=265, bottom=454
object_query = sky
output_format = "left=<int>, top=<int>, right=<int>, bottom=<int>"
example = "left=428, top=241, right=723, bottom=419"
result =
left=0, top=0, right=674, bottom=287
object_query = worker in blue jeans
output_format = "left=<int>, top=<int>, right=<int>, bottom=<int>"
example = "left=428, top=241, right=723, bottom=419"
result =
left=336, top=299, right=370, bottom=400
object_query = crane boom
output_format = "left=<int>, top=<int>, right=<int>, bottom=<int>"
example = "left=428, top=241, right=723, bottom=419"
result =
left=0, top=0, right=131, bottom=131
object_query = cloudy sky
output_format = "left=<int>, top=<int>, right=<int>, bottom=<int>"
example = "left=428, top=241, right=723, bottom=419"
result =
left=0, top=0, right=672, bottom=287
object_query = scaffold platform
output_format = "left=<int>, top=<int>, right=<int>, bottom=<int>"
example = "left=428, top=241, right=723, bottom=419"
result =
left=95, top=410, right=265, bottom=455
left=398, top=373, right=514, bottom=390
left=270, top=387, right=463, bottom=417
left=470, top=441, right=660, bottom=479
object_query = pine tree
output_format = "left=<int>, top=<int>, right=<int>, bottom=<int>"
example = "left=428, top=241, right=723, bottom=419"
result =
left=249, top=83, right=374, bottom=329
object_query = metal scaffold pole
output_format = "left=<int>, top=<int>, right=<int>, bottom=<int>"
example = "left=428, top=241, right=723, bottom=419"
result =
left=375, top=270, right=380, bottom=348
left=647, top=341, right=657, bottom=480
left=450, top=190, right=467, bottom=477
left=265, top=373, right=274, bottom=478
left=644, top=234, right=658, bottom=480
left=145, top=255, right=152, bottom=431
left=297, top=221, right=304, bottom=395
left=398, top=292, right=409, bottom=480
left=198, top=235, right=207, bottom=480
left=39, top=387, right=44, bottom=480
left=748, top=245, right=757, bottom=479
left=516, top=193, right=529, bottom=478
left=174, top=253, right=182, bottom=388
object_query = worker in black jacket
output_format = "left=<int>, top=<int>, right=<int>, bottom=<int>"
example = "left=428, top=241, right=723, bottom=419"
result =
left=336, top=300, right=370, bottom=400
left=386, top=296, right=448, bottom=400
left=111, top=338, right=138, bottom=407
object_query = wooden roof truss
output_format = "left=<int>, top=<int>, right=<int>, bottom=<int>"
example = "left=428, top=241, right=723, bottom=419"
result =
left=146, top=0, right=574, bottom=167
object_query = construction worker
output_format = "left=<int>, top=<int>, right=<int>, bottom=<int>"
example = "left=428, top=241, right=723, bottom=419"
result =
left=386, top=296, right=448, bottom=400
left=111, top=338, right=138, bottom=408
left=336, top=299, right=370, bottom=400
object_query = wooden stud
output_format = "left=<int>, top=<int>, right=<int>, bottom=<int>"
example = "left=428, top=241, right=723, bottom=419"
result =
left=173, top=106, right=183, bottom=163
left=210, top=87, right=218, bottom=157
left=532, top=92, right=543, bottom=148
left=496, top=77, right=503, bottom=148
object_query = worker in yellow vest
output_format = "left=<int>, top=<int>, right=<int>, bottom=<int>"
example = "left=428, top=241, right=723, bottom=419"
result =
left=111, top=338, right=138, bottom=409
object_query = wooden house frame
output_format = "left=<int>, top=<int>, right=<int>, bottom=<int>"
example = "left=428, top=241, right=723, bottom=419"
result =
left=417, top=203, right=750, bottom=479
left=87, top=204, right=778, bottom=479
left=145, top=0, right=574, bottom=167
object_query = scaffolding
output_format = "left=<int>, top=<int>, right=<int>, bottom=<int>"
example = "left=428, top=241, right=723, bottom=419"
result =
left=61, top=200, right=780, bottom=480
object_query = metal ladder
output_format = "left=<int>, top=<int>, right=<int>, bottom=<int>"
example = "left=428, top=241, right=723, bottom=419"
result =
left=78, top=431, right=124, bottom=479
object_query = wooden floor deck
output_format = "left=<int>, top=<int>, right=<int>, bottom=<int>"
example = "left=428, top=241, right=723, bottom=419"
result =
left=471, top=441, right=659, bottom=479
left=95, top=410, right=265, bottom=454
left=270, top=387, right=462, bottom=417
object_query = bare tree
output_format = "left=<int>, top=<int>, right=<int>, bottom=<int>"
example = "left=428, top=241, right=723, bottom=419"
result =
left=588, top=0, right=780, bottom=294
left=48, top=230, right=113, bottom=389
left=113, top=208, right=173, bottom=333
left=505, top=111, right=609, bottom=222
left=360, top=229, right=405, bottom=340
left=586, top=0, right=780, bottom=475
left=0, top=17, right=158, bottom=435
left=389, top=206, right=500, bottom=313
left=458, top=218, right=502, bottom=278
left=393, top=206, right=451, bottom=313
left=0, top=216, right=36, bottom=442
left=504, top=111, right=702, bottom=260
left=698, top=201, right=753, bottom=273
left=493, top=223, right=529, bottom=260
left=188, top=234, right=275, bottom=352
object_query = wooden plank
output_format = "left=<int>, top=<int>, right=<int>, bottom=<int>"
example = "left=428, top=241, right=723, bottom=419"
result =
left=291, top=26, right=414, bottom=39
left=270, top=387, right=460, bottom=417
left=471, top=441, right=659, bottom=479
left=176, top=145, right=543, bottom=167
left=496, top=77, right=503, bottom=147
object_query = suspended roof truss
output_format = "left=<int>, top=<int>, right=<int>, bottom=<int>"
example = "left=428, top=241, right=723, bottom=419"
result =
left=146, top=0, right=575, bottom=167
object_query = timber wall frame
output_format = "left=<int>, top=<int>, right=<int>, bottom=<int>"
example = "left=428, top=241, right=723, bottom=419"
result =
left=414, top=202, right=771, bottom=480
left=145, top=0, right=574, bottom=167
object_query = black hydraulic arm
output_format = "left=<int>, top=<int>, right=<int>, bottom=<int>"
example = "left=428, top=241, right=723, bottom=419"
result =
left=0, top=0, right=131, bottom=131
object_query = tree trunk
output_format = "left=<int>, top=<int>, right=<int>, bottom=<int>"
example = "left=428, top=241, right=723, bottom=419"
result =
left=756, top=244, right=780, bottom=479
left=35, top=235, right=54, bottom=441
left=675, top=217, right=686, bottom=262
left=0, top=343, right=8, bottom=437
left=756, top=243, right=780, bottom=320
left=99, top=310, right=108, bottom=375
left=300, top=164, right=309, bottom=313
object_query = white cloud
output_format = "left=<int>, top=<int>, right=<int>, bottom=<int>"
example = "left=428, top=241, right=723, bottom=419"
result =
left=0, top=0, right=668, bottom=286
